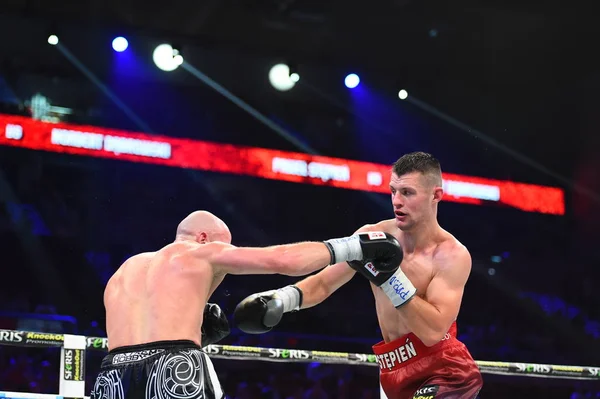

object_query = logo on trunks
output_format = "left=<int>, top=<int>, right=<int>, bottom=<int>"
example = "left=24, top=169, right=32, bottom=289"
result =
left=364, top=262, right=379, bottom=277
left=112, top=349, right=165, bottom=365
left=412, top=385, right=439, bottom=399
left=268, top=349, right=310, bottom=360
left=375, top=341, right=418, bottom=370
left=387, top=276, right=413, bottom=300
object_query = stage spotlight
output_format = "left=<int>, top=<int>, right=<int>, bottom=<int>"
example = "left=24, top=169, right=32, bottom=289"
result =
left=398, top=89, right=408, bottom=100
left=268, top=63, right=298, bottom=91
left=153, top=44, right=183, bottom=72
left=344, top=73, right=360, bottom=89
left=112, top=37, right=128, bottom=52
left=48, top=35, right=59, bottom=45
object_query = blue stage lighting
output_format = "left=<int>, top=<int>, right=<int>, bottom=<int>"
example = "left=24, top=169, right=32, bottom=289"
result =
left=344, top=73, right=360, bottom=89
left=112, top=37, right=128, bottom=52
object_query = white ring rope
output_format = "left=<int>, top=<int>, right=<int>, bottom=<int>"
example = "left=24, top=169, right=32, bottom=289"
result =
left=0, top=391, right=73, bottom=399
left=0, top=328, right=598, bottom=398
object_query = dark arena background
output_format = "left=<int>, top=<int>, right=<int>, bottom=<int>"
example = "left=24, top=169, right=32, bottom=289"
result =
left=0, top=1, right=599, bottom=398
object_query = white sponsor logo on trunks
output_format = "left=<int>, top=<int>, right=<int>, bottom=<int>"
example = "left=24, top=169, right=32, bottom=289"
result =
left=376, top=340, right=417, bottom=370
left=112, top=349, right=165, bottom=365
left=415, top=386, right=437, bottom=395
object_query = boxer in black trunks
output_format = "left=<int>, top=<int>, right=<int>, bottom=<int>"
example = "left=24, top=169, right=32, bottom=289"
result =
left=91, top=210, right=403, bottom=399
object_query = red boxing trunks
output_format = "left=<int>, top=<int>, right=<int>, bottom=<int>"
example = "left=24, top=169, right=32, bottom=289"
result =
left=372, top=322, right=483, bottom=399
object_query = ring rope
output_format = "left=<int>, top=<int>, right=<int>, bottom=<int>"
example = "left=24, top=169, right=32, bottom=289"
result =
left=0, top=391, right=68, bottom=399
left=1, top=329, right=598, bottom=381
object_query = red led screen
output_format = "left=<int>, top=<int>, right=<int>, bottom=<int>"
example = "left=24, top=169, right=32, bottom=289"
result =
left=0, top=114, right=565, bottom=215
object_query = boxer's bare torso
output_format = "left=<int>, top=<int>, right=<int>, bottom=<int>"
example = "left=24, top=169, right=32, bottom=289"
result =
left=104, top=241, right=225, bottom=350
left=367, top=219, right=466, bottom=342
left=310, top=219, right=468, bottom=344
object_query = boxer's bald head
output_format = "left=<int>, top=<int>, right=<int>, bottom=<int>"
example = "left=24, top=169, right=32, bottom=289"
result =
left=176, top=211, right=232, bottom=244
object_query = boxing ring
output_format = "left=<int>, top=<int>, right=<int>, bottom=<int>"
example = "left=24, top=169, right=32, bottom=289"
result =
left=0, top=329, right=598, bottom=399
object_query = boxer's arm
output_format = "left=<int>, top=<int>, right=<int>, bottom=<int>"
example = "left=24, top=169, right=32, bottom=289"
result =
left=393, top=244, right=471, bottom=347
left=294, top=222, right=390, bottom=309
left=294, top=261, right=356, bottom=309
left=210, top=242, right=332, bottom=277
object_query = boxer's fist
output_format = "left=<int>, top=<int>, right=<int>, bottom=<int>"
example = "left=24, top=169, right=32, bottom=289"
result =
left=324, top=232, right=403, bottom=270
left=233, top=286, right=302, bottom=334
left=201, top=303, right=230, bottom=347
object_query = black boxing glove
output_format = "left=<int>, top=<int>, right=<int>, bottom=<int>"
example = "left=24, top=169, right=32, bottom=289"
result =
left=346, top=237, right=417, bottom=308
left=201, top=303, right=230, bottom=347
left=233, top=285, right=303, bottom=334
left=324, top=232, right=403, bottom=271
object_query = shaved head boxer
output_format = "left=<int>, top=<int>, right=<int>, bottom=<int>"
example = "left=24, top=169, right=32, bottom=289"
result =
left=91, top=210, right=403, bottom=399
left=234, top=152, right=483, bottom=399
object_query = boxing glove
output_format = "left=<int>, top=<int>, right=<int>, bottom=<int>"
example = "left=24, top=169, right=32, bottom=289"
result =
left=348, top=257, right=417, bottom=308
left=324, top=232, right=403, bottom=271
left=201, top=303, right=231, bottom=347
left=233, top=285, right=303, bottom=334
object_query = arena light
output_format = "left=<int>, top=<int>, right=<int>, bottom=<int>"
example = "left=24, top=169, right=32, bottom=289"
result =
left=112, top=36, right=128, bottom=52
left=345, top=73, right=360, bottom=89
left=0, top=113, right=566, bottom=215
left=268, top=63, right=298, bottom=91
left=152, top=44, right=184, bottom=72
left=47, top=35, right=59, bottom=46
left=398, top=89, right=408, bottom=100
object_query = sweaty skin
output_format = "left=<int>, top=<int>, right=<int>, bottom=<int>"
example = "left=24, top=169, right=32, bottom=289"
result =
left=104, top=211, right=335, bottom=350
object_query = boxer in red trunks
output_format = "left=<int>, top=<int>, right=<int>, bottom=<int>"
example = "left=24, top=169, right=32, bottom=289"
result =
left=234, top=152, right=483, bottom=399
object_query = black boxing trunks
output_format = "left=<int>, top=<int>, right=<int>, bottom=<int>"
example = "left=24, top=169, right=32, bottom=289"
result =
left=373, top=322, right=483, bottom=399
left=91, top=340, right=224, bottom=399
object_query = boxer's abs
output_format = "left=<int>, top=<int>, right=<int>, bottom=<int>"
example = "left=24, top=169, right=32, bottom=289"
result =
left=371, top=253, right=435, bottom=343
left=104, top=250, right=213, bottom=349
left=373, top=287, right=414, bottom=342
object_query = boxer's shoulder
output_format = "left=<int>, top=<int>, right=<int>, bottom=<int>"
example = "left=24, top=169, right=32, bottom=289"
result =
left=174, top=241, right=231, bottom=262
left=359, top=219, right=396, bottom=234
left=432, top=232, right=471, bottom=269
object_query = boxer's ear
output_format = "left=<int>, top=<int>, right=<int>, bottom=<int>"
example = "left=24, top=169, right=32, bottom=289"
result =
left=197, top=232, right=208, bottom=243
left=432, top=186, right=444, bottom=203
